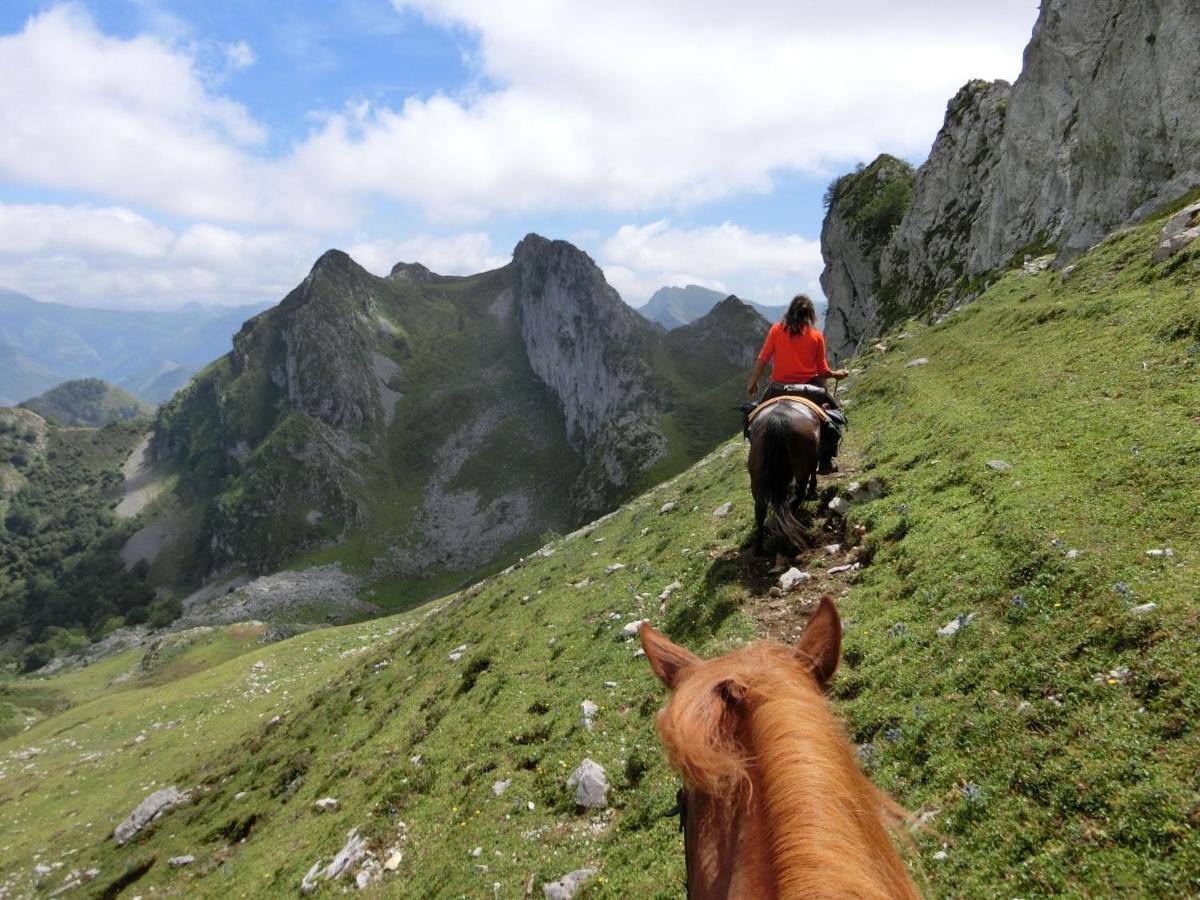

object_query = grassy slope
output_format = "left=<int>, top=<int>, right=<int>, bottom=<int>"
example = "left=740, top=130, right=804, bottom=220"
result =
left=1, top=202, right=1199, bottom=897
left=20, top=380, right=152, bottom=428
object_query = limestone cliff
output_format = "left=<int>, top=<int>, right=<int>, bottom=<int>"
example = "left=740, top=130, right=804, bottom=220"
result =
left=877, top=80, right=1010, bottom=321
left=971, top=0, right=1200, bottom=271
left=819, top=155, right=915, bottom=358
left=821, top=0, right=1200, bottom=350
left=512, top=234, right=666, bottom=511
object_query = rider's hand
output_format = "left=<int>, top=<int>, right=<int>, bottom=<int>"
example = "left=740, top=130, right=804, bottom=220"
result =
left=832, top=369, right=849, bottom=379
left=746, top=382, right=758, bottom=398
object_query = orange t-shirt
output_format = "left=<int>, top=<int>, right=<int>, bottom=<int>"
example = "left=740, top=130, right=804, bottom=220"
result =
left=757, top=323, right=833, bottom=382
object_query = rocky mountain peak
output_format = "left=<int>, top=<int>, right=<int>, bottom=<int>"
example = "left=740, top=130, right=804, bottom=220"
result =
left=388, top=261, right=436, bottom=283
left=820, top=0, right=1200, bottom=352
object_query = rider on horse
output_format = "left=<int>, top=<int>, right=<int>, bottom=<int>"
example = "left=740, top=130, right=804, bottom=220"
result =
left=746, top=294, right=848, bottom=473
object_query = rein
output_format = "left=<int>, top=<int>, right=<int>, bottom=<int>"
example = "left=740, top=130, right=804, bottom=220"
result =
left=664, top=786, right=692, bottom=897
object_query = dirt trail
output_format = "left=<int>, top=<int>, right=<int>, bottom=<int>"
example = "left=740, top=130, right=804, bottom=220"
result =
left=735, top=454, right=864, bottom=643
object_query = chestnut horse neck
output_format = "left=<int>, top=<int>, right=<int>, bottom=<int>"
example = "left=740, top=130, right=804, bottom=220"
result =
left=661, top=643, right=918, bottom=900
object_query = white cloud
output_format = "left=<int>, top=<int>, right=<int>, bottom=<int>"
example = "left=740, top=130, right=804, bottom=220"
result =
left=284, top=0, right=1033, bottom=219
left=0, top=2, right=1034, bottom=228
left=223, top=40, right=255, bottom=71
left=0, top=202, right=318, bottom=308
left=0, top=204, right=173, bottom=258
left=346, top=232, right=509, bottom=277
left=600, top=220, right=823, bottom=306
left=0, top=7, right=350, bottom=227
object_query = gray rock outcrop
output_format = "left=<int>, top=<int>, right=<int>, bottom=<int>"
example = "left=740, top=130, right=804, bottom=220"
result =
left=819, top=156, right=916, bottom=358
left=821, top=0, right=1200, bottom=351
left=112, top=786, right=189, bottom=845
left=513, top=235, right=666, bottom=511
left=565, top=758, right=610, bottom=808
left=878, top=80, right=1011, bottom=319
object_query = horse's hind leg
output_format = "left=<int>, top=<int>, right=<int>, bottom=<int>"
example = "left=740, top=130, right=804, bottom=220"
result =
left=753, top=495, right=767, bottom=556
left=806, top=468, right=818, bottom=500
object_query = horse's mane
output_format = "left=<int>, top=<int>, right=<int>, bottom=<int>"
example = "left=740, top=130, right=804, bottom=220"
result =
left=656, top=640, right=918, bottom=899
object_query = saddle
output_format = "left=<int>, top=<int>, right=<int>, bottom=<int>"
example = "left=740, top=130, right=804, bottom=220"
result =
left=740, top=387, right=848, bottom=475
left=747, top=394, right=829, bottom=424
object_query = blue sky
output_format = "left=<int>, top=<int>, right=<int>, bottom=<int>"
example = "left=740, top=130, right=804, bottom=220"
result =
left=0, top=1, right=1037, bottom=309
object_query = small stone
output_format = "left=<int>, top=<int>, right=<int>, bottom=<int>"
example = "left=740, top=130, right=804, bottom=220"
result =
left=986, top=459, right=1012, bottom=472
left=566, top=759, right=609, bottom=808
left=168, top=855, right=195, bottom=868
left=1131, top=602, right=1158, bottom=616
left=300, top=861, right=323, bottom=895
left=112, top=786, right=189, bottom=845
left=410, top=754, right=423, bottom=767
left=492, top=779, right=512, bottom=797
left=1066, top=548, right=1082, bottom=560
left=580, top=700, right=598, bottom=719
left=828, top=563, right=860, bottom=575
left=823, top=543, right=841, bottom=555
left=768, top=586, right=783, bottom=598
left=604, top=563, right=626, bottom=575
left=315, top=797, right=339, bottom=812
left=470, top=847, right=483, bottom=858
left=252, top=660, right=265, bottom=670
left=324, top=829, right=368, bottom=881
left=543, top=868, right=597, bottom=900
left=937, top=613, right=977, bottom=637
left=778, top=568, right=811, bottom=592
left=659, top=501, right=678, bottom=514
left=905, top=357, right=930, bottom=368
left=640, top=527, right=649, bottom=536
left=448, top=644, right=468, bottom=662
left=383, top=850, right=403, bottom=871
left=828, top=496, right=851, bottom=516
left=932, top=850, right=948, bottom=861
left=1146, top=548, right=1176, bottom=558
left=603, top=681, right=617, bottom=689
left=620, top=619, right=648, bottom=638
left=1095, top=665, right=1131, bottom=685
left=712, top=502, right=732, bottom=518
left=234, top=791, right=248, bottom=800
left=658, top=580, right=682, bottom=602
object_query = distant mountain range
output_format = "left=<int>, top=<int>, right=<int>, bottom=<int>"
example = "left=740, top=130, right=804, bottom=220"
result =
left=636, top=284, right=824, bottom=330
left=0, top=290, right=271, bottom=406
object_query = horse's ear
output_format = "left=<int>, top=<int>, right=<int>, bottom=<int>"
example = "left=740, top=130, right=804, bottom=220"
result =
left=640, top=623, right=699, bottom=690
left=796, top=596, right=841, bottom=687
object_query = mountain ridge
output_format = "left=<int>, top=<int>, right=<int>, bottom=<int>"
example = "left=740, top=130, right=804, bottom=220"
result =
left=135, top=233, right=768, bottom=611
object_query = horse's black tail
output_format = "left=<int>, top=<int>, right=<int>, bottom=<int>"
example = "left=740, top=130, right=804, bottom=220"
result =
left=759, top=411, right=807, bottom=548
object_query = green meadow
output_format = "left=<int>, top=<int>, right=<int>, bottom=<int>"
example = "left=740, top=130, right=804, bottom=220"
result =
left=2, top=197, right=1199, bottom=897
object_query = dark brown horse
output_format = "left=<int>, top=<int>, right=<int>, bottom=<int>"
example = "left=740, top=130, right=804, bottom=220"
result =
left=746, top=399, right=822, bottom=555
left=641, top=598, right=919, bottom=899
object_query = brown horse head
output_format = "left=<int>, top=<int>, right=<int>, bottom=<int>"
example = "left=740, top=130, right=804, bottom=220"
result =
left=641, top=599, right=919, bottom=899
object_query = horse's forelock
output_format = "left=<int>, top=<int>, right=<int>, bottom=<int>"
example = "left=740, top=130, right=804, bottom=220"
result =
left=655, top=643, right=812, bottom=799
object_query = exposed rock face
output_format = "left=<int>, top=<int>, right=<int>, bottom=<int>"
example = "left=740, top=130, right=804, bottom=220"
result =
left=877, top=80, right=1011, bottom=319
left=261, top=250, right=382, bottom=432
left=513, top=234, right=666, bottom=510
left=819, top=155, right=916, bottom=358
left=821, top=0, right=1200, bottom=350
left=972, top=0, right=1200, bottom=271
